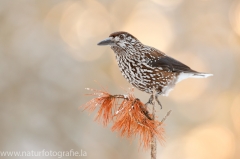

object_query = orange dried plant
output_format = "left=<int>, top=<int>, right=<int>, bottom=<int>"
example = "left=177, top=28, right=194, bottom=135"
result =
left=82, top=87, right=165, bottom=149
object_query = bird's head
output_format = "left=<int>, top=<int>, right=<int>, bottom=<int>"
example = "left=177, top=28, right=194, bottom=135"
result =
left=97, top=31, right=139, bottom=50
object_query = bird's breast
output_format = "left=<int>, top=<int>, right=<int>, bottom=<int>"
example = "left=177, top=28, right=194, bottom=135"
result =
left=115, top=53, right=178, bottom=95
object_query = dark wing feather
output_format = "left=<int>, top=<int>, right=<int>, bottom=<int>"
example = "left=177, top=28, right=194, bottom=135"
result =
left=145, top=49, right=197, bottom=73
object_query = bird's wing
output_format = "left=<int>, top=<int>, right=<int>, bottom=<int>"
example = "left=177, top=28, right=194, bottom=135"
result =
left=146, top=48, right=197, bottom=73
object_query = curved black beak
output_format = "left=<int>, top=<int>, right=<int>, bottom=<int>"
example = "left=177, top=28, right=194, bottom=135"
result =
left=97, top=37, right=114, bottom=46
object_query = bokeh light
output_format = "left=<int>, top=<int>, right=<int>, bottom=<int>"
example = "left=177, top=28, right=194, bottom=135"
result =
left=151, top=0, right=183, bottom=8
left=184, top=124, right=235, bottom=159
left=229, top=0, right=240, bottom=37
left=122, top=1, right=175, bottom=52
left=55, top=0, right=111, bottom=61
left=231, top=94, right=240, bottom=135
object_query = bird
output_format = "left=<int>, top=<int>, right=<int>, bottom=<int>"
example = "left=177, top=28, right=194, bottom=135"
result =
left=97, top=31, right=212, bottom=108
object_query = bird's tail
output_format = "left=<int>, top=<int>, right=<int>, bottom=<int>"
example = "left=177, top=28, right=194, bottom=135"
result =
left=191, top=72, right=213, bottom=78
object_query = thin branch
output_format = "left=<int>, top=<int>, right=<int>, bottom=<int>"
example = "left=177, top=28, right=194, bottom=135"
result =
left=151, top=90, right=157, bottom=159
left=161, top=110, right=172, bottom=123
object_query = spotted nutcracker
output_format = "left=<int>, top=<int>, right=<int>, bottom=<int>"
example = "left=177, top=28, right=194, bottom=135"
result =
left=98, top=31, right=212, bottom=108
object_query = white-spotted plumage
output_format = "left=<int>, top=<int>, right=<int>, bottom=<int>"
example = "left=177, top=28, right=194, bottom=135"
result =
left=98, top=31, right=213, bottom=97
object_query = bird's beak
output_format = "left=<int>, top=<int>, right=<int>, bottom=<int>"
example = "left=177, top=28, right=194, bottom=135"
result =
left=97, top=37, right=114, bottom=46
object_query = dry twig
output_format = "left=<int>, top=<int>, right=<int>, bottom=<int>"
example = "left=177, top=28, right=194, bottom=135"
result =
left=82, top=87, right=171, bottom=151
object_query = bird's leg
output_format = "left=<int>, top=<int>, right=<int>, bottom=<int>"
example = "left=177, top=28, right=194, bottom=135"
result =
left=145, top=94, right=154, bottom=106
left=155, top=94, right=162, bottom=109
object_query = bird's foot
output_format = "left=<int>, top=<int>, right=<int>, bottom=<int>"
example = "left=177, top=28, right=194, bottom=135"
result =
left=145, top=94, right=162, bottom=109
left=155, top=94, right=162, bottom=109
left=145, top=95, right=154, bottom=106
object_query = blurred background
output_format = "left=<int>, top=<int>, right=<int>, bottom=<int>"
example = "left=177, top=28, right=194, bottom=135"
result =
left=0, top=0, right=240, bottom=158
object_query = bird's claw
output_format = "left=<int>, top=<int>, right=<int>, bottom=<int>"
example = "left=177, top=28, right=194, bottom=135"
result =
left=145, top=94, right=163, bottom=109
left=155, top=94, right=163, bottom=109
left=145, top=95, right=154, bottom=106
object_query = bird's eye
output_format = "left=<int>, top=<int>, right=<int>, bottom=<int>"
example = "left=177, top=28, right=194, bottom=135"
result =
left=119, top=35, right=124, bottom=40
